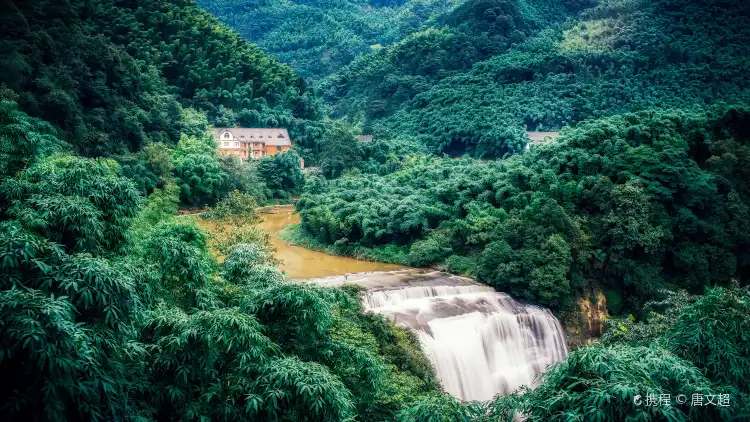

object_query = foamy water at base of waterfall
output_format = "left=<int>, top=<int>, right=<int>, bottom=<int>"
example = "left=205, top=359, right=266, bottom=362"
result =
left=363, top=282, right=568, bottom=401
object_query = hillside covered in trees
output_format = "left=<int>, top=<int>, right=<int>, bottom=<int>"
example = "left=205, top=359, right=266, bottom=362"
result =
left=297, top=107, right=750, bottom=313
left=322, top=0, right=593, bottom=128
left=196, top=0, right=459, bottom=79
left=323, top=0, right=750, bottom=156
left=290, top=0, right=750, bottom=305
left=0, top=0, right=324, bottom=156
left=3, top=0, right=750, bottom=420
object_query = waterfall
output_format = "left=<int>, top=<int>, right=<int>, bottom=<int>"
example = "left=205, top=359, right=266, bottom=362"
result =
left=310, top=270, right=568, bottom=402
left=362, top=278, right=568, bottom=401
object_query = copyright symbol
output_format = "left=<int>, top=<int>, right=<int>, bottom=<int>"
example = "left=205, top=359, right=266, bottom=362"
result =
left=634, top=395, right=642, bottom=406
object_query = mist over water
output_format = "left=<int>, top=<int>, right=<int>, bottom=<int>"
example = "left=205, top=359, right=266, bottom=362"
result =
left=356, top=273, right=568, bottom=401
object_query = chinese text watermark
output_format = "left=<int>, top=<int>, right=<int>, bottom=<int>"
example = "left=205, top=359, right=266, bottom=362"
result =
left=633, top=393, right=731, bottom=407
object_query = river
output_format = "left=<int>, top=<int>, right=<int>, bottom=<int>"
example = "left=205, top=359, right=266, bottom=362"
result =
left=258, top=206, right=405, bottom=279
left=235, top=206, right=568, bottom=401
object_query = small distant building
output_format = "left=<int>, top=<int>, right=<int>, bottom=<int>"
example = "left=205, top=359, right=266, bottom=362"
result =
left=355, top=135, right=373, bottom=142
left=525, top=131, right=560, bottom=151
left=213, top=128, right=292, bottom=160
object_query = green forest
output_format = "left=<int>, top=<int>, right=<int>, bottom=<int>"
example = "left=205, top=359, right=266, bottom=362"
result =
left=2, top=0, right=750, bottom=420
left=196, top=0, right=460, bottom=79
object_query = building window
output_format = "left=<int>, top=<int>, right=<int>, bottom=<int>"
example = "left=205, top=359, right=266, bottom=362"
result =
left=222, top=142, right=229, bottom=147
left=222, top=132, right=231, bottom=140
left=278, top=133, right=284, bottom=138
left=234, top=142, right=239, bottom=147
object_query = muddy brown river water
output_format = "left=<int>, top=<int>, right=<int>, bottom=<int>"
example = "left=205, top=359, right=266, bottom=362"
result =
left=256, top=206, right=404, bottom=279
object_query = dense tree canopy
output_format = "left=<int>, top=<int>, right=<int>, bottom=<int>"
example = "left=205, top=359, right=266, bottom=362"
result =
left=257, top=150, right=305, bottom=197
left=319, top=122, right=364, bottom=178
left=196, top=0, right=456, bottom=79
left=323, top=0, right=750, bottom=157
left=322, top=0, right=578, bottom=128
left=0, top=155, right=441, bottom=421
left=0, top=0, right=324, bottom=156
left=298, top=107, right=750, bottom=311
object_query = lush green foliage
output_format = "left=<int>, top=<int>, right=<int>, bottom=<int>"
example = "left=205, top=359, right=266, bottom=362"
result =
left=1, top=155, right=143, bottom=253
left=257, top=150, right=305, bottom=198
left=523, top=343, right=731, bottom=421
left=325, top=0, right=750, bottom=157
left=0, top=0, right=181, bottom=155
left=298, top=108, right=750, bottom=311
left=602, top=286, right=750, bottom=405
left=0, top=2, right=443, bottom=420
left=0, top=93, right=65, bottom=177
left=92, top=0, right=325, bottom=142
left=5, top=0, right=750, bottom=420
left=0, top=0, right=323, bottom=156
left=320, top=122, right=365, bottom=177
left=322, top=0, right=581, bottom=129
left=197, top=0, right=458, bottom=79
left=0, top=156, right=144, bottom=420
left=118, top=142, right=176, bottom=196
left=0, top=155, right=441, bottom=421
left=172, top=134, right=228, bottom=205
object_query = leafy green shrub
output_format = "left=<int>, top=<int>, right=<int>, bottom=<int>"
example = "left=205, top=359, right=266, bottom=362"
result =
left=172, top=134, right=227, bottom=206
left=320, top=122, right=364, bottom=178
left=118, top=143, right=176, bottom=196
left=444, top=255, right=478, bottom=277
left=0, top=97, right=64, bottom=179
left=407, top=236, right=451, bottom=267
left=257, top=150, right=304, bottom=197
left=1, top=155, right=142, bottom=254
left=200, top=190, right=259, bottom=220
left=666, top=286, right=750, bottom=394
left=525, top=344, right=730, bottom=421
left=143, top=220, right=216, bottom=309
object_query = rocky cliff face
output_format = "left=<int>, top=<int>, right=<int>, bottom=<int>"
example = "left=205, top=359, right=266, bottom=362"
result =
left=563, top=291, right=609, bottom=350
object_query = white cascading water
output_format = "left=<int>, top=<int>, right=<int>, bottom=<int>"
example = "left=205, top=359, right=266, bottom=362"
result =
left=311, top=270, right=568, bottom=401
left=361, top=279, right=568, bottom=401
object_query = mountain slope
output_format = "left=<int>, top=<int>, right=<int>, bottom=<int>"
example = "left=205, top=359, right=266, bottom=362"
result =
left=322, top=0, right=589, bottom=125
left=0, top=0, right=322, bottom=156
left=197, top=0, right=458, bottom=79
left=327, top=0, right=750, bottom=157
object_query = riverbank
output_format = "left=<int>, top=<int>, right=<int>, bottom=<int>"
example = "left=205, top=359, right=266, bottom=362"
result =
left=199, top=206, right=405, bottom=279
left=277, top=223, right=411, bottom=266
